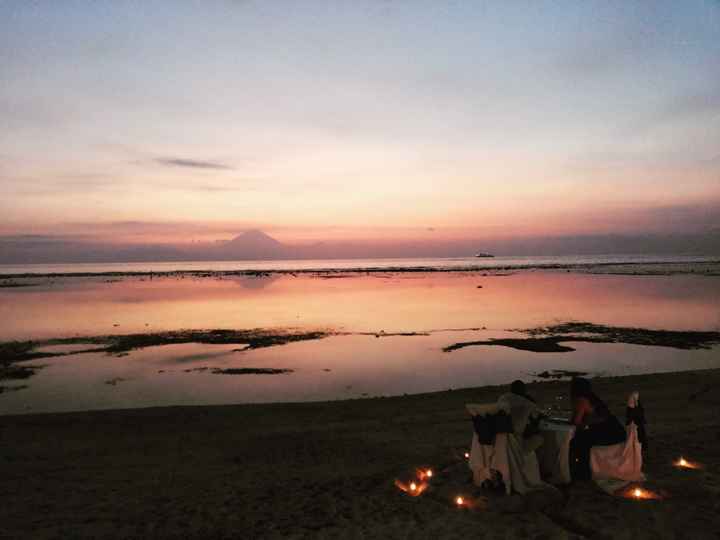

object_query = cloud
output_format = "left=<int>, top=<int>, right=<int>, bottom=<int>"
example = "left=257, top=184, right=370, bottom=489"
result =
left=154, top=157, right=234, bottom=170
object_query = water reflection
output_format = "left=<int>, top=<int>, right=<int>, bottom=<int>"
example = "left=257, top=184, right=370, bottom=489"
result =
left=1, top=272, right=719, bottom=414
left=2, top=334, right=719, bottom=415
left=2, top=272, right=719, bottom=341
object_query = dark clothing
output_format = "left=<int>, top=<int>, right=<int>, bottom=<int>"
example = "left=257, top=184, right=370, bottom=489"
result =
left=568, top=377, right=628, bottom=480
left=570, top=413, right=626, bottom=480
left=472, top=410, right=514, bottom=445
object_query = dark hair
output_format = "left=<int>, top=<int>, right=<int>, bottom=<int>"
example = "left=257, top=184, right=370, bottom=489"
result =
left=571, top=377, right=609, bottom=416
left=570, top=377, right=592, bottom=399
left=510, top=379, right=536, bottom=402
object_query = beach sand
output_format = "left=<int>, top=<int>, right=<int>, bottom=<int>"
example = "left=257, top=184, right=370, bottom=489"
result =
left=2, top=369, right=720, bottom=539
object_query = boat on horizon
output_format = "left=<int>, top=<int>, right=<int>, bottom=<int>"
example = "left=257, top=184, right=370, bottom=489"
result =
left=474, top=252, right=495, bottom=258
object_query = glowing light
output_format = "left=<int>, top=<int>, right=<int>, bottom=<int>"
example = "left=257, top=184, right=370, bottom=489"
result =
left=674, top=457, right=701, bottom=469
left=623, top=486, right=662, bottom=500
left=464, top=452, right=470, bottom=459
left=426, top=469, right=433, bottom=478
left=395, top=479, right=427, bottom=496
left=456, top=496, right=464, bottom=506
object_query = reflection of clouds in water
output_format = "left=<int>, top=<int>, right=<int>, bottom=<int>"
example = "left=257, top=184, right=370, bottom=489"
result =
left=231, top=275, right=280, bottom=290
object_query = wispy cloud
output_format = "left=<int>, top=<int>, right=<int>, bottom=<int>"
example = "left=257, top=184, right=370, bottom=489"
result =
left=154, top=157, right=234, bottom=170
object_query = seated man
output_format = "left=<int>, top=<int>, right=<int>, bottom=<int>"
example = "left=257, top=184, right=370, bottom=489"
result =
left=498, top=380, right=544, bottom=453
left=469, top=380, right=551, bottom=494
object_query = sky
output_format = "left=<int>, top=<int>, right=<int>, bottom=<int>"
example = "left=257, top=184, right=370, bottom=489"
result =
left=1, top=1, right=719, bottom=257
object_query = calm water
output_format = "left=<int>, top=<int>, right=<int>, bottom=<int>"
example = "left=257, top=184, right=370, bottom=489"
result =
left=0, top=254, right=718, bottom=275
left=1, top=270, right=719, bottom=414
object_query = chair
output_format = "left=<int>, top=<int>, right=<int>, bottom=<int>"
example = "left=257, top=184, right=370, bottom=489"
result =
left=590, top=391, right=645, bottom=493
left=467, top=396, right=552, bottom=495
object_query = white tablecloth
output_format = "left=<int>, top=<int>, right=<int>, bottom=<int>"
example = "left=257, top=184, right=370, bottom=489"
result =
left=537, top=420, right=575, bottom=484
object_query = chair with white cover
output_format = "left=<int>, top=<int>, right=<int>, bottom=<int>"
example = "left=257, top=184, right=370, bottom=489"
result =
left=590, top=391, right=645, bottom=493
left=467, top=395, right=553, bottom=495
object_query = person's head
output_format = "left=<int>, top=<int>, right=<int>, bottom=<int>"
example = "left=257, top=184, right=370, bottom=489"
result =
left=510, top=380, right=527, bottom=396
left=570, top=377, right=593, bottom=399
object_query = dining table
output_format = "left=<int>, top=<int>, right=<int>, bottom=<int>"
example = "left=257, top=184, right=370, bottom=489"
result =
left=537, top=418, right=576, bottom=484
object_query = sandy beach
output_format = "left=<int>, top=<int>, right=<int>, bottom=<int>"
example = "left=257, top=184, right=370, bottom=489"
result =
left=2, top=368, right=720, bottom=539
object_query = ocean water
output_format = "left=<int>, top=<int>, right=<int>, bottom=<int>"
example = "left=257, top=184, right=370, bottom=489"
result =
left=2, top=269, right=720, bottom=414
left=0, top=253, right=718, bottom=275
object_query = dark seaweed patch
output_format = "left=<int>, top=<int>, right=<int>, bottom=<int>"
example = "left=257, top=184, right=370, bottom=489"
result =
left=0, top=329, right=329, bottom=382
left=211, top=368, right=292, bottom=375
left=443, top=321, right=720, bottom=353
left=443, top=337, right=577, bottom=353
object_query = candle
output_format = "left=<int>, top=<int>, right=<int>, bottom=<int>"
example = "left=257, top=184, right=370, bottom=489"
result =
left=674, top=456, right=701, bottom=469
left=456, top=496, right=464, bottom=506
left=395, top=479, right=427, bottom=496
left=464, top=452, right=470, bottom=459
left=416, top=468, right=434, bottom=481
left=624, top=486, right=661, bottom=500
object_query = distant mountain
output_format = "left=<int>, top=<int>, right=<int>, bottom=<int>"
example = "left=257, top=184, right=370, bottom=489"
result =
left=1, top=229, right=718, bottom=264
left=214, top=230, right=287, bottom=259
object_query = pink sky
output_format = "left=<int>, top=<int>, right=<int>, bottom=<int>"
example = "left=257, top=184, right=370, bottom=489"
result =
left=1, top=2, right=719, bottom=255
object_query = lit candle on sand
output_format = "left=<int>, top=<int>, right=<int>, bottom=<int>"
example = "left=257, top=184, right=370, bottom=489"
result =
left=674, top=456, right=701, bottom=469
left=625, top=486, right=661, bottom=500
left=417, top=468, right=434, bottom=481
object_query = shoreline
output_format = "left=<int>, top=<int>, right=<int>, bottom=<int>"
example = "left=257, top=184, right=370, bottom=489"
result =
left=3, top=368, right=720, bottom=538
left=1, top=365, right=718, bottom=419
left=1, top=258, right=720, bottom=279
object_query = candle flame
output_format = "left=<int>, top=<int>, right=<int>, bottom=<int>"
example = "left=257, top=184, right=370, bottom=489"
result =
left=416, top=467, right=434, bottom=481
left=395, top=479, right=427, bottom=496
left=621, top=485, right=662, bottom=500
left=674, top=457, right=701, bottom=469
left=456, top=496, right=464, bottom=506
left=464, top=452, right=470, bottom=459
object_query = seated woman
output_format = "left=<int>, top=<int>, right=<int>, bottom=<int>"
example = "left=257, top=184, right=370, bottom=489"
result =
left=569, top=377, right=626, bottom=480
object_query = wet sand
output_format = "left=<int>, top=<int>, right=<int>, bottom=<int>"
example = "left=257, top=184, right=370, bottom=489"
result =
left=2, top=369, right=720, bottom=539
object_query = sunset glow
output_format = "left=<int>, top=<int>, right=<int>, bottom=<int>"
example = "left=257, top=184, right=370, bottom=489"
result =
left=1, top=2, right=719, bottom=262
